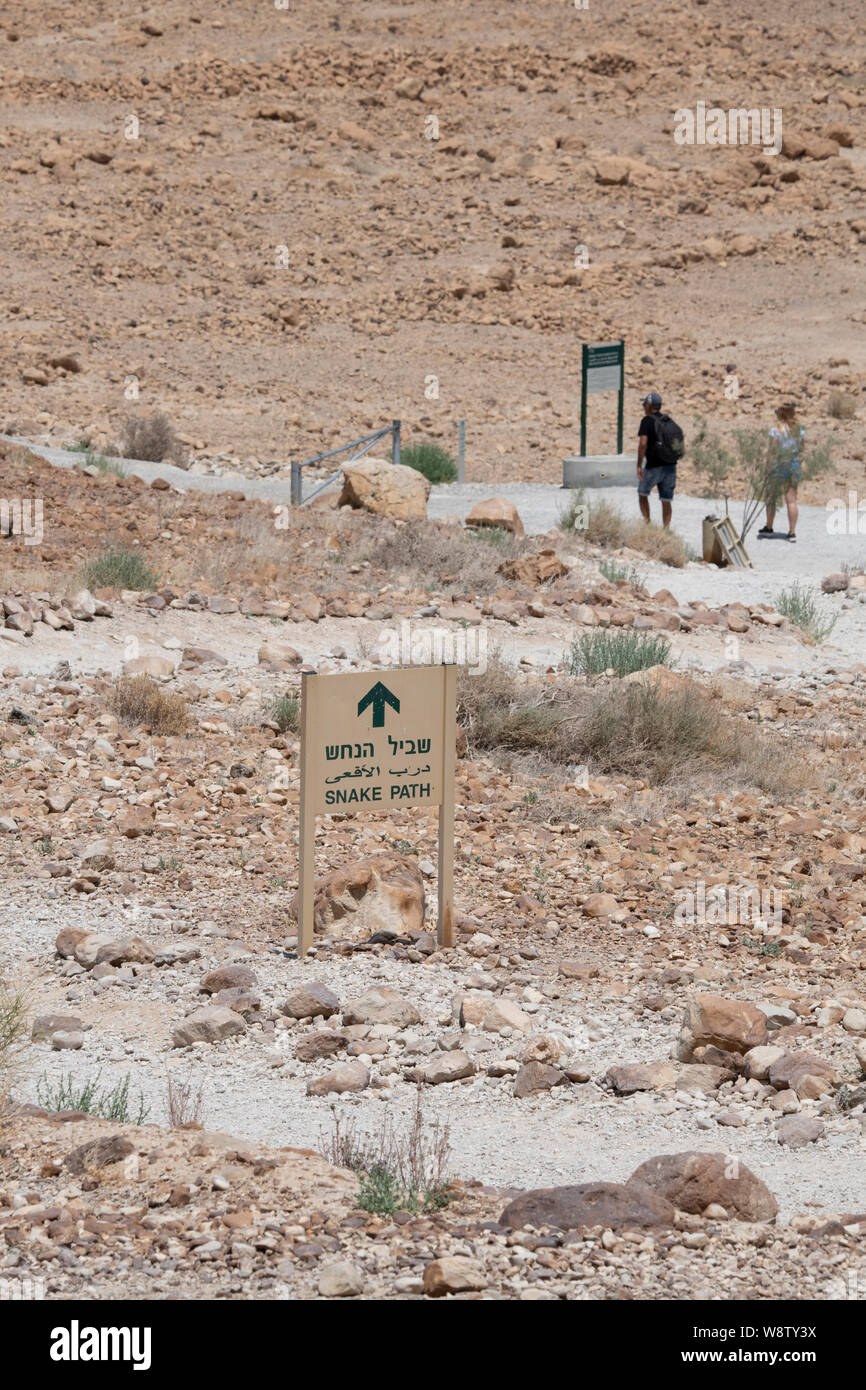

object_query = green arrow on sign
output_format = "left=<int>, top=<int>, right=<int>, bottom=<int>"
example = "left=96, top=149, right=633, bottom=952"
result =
left=357, top=680, right=400, bottom=728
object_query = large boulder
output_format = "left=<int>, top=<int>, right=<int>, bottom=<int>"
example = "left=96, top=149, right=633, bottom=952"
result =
left=171, top=1006, right=246, bottom=1047
left=627, top=1151, right=778, bottom=1222
left=342, top=986, right=420, bottom=1029
left=201, top=965, right=257, bottom=995
left=423, top=1258, right=487, bottom=1296
left=292, top=853, right=424, bottom=940
left=282, top=981, right=340, bottom=1020
left=681, top=994, right=768, bottom=1056
left=500, top=1181, right=674, bottom=1232
left=767, top=1051, right=837, bottom=1097
left=339, top=457, right=430, bottom=521
left=465, top=497, right=524, bottom=538
left=306, top=1060, right=370, bottom=1097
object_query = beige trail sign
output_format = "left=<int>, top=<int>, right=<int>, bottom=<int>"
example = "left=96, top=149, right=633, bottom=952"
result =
left=297, top=665, right=456, bottom=956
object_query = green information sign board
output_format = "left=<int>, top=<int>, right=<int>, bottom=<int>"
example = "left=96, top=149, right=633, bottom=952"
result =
left=580, top=340, right=625, bottom=456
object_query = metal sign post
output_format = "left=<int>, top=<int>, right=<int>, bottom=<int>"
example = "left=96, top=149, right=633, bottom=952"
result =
left=298, top=665, right=456, bottom=956
left=579, top=340, right=625, bottom=457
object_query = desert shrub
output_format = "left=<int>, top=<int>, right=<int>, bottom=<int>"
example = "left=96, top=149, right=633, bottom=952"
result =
left=776, top=582, right=838, bottom=644
left=120, top=412, right=185, bottom=464
left=321, top=1092, right=452, bottom=1215
left=585, top=501, right=626, bottom=548
left=359, top=521, right=517, bottom=593
left=827, top=391, right=856, bottom=420
left=458, top=657, right=804, bottom=794
left=167, top=1071, right=206, bottom=1129
left=567, top=629, right=673, bottom=677
left=0, top=986, right=28, bottom=1114
left=268, top=694, right=299, bottom=732
left=82, top=547, right=157, bottom=591
left=82, top=450, right=126, bottom=477
left=599, top=557, right=640, bottom=585
left=626, top=521, right=688, bottom=567
left=401, top=441, right=458, bottom=484
left=110, top=675, right=190, bottom=735
left=36, top=1070, right=150, bottom=1124
left=467, top=523, right=514, bottom=548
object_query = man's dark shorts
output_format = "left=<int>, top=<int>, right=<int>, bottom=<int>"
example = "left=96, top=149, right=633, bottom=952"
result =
left=638, top=465, right=677, bottom=501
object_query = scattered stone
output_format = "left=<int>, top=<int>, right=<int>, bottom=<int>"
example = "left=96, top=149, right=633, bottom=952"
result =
left=281, top=981, right=340, bottom=1020
left=500, top=1182, right=675, bottom=1232
left=627, top=1152, right=778, bottom=1222
left=172, top=1006, right=246, bottom=1047
left=306, top=1060, right=370, bottom=1096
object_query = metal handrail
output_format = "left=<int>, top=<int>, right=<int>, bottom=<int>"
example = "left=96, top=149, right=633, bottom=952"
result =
left=290, top=420, right=401, bottom=505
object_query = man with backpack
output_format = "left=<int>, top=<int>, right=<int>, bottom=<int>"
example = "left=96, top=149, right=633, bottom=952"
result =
left=636, top=391, right=684, bottom=529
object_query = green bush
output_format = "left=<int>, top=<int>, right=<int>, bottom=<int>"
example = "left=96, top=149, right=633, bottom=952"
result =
left=401, top=441, right=458, bottom=484
left=599, top=558, right=640, bottom=585
left=36, top=1070, right=150, bottom=1124
left=775, top=582, right=838, bottom=644
left=83, top=450, right=126, bottom=477
left=566, top=629, right=673, bottom=677
left=83, top=547, right=157, bottom=591
left=268, top=694, right=299, bottom=732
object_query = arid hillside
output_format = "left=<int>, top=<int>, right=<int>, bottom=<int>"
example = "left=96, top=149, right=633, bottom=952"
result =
left=1, top=1, right=864, bottom=493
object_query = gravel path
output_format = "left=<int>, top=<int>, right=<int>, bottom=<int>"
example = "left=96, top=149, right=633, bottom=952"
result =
left=6, top=434, right=864, bottom=672
left=12, top=886, right=864, bottom=1225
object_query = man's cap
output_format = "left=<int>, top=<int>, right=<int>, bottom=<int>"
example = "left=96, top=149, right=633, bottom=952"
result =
left=642, top=391, right=662, bottom=408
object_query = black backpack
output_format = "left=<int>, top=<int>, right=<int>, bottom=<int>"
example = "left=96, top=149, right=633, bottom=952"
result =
left=649, top=413, right=685, bottom=466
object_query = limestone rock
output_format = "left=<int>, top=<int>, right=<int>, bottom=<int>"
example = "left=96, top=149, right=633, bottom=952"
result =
left=338, top=458, right=430, bottom=521
left=513, top=1061, right=565, bottom=1098
left=201, top=965, right=257, bottom=994
left=465, top=497, right=524, bottom=538
left=628, top=1151, right=778, bottom=1222
left=318, top=1262, right=364, bottom=1297
left=682, top=994, right=768, bottom=1055
left=306, top=1060, right=370, bottom=1096
left=500, top=1181, right=674, bottom=1232
left=172, top=1006, right=246, bottom=1047
left=778, top=1116, right=824, bottom=1149
left=282, top=981, right=340, bottom=1020
left=342, top=986, right=421, bottom=1029
left=293, top=853, right=424, bottom=940
left=423, top=1257, right=487, bottom=1296
left=482, top=999, right=532, bottom=1035
left=422, top=1050, right=475, bottom=1084
left=32, top=1013, right=84, bottom=1043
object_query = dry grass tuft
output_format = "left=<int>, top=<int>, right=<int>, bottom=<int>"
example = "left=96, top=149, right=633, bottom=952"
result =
left=458, top=657, right=807, bottom=796
left=356, top=520, right=521, bottom=594
left=0, top=985, right=29, bottom=1120
left=119, top=412, right=186, bottom=464
left=110, top=675, right=190, bottom=736
left=585, top=504, right=688, bottom=567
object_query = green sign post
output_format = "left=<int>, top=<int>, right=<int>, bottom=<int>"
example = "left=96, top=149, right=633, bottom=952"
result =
left=580, top=340, right=625, bottom=457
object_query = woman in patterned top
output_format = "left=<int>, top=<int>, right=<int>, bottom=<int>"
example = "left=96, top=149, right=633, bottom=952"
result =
left=758, top=402, right=804, bottom=543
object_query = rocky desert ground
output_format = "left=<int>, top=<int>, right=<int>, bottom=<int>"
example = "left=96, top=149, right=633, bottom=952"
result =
left=0, top=0, right=865, bottom=1332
